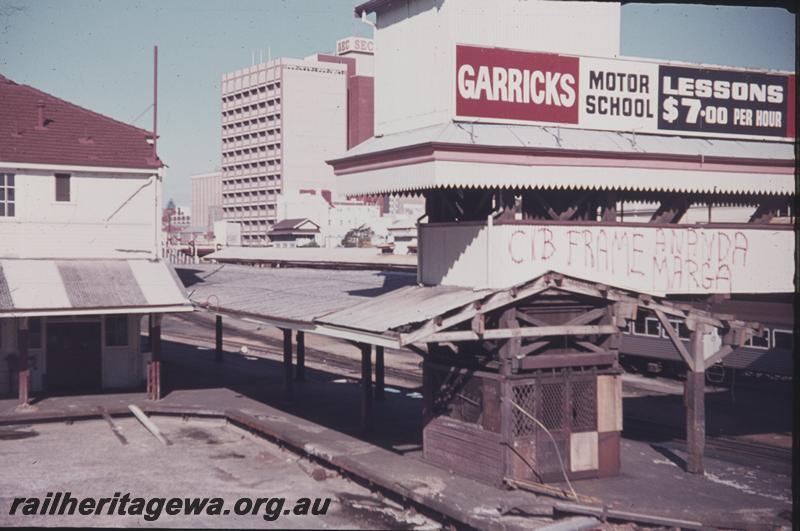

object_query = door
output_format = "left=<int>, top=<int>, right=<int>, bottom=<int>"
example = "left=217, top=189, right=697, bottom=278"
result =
left=46, top=321, right=102, bottom=392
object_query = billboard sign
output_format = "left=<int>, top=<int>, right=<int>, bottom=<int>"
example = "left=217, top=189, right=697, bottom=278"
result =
left=455, top=44, right=795, bottom=141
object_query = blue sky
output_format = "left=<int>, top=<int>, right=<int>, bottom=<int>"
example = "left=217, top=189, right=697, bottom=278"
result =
left=0, top=1, right=794, bottom=205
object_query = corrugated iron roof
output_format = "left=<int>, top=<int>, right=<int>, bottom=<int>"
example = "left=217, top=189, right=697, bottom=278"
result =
left=207, top=246, right=417, bottom=268
left=316, top=284, right=490, bottom=333
left=0, top=74, right=161, bottom=170
left=0, top=259, right=190, bottom=316
left=337, top=121, right=794, bottom=162
left=180, top=263, right=417, bottom=324
left=329, top=122, right=794, bottom=197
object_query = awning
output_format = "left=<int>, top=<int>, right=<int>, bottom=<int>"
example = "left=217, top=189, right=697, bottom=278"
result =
left=0, top=259, right=193, bottom=317
left=328, top=122, right=795, bottom=196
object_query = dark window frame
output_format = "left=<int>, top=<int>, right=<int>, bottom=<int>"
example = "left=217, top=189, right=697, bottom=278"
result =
left=29, top=318, right=43, bottom=349
left=55, top=173, right=71, bottom=202
left=104, top=315, right=129, bottom=348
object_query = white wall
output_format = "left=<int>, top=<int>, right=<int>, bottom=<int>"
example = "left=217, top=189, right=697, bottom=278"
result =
left=0, top=169, right=160, bottom=259
left=419, top=221, right=795, bottom=295
left=281, top=62, right=348, bottom=194
left=374, top=0, right=620, bottom=135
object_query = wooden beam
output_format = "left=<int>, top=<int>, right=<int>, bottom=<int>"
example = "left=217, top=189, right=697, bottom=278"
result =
left=399, top=281, right=550, bottom=345
left=405, top=344, right=427, bottom=357
left=654, top=309, right=694, bottom=370
left=574, top=340, right=605, bottom=353
left=426, top=324, right=619, bottom=343
left=518, top=352, right=617, bottom=370
left=518, top=340, right=549, bottom=357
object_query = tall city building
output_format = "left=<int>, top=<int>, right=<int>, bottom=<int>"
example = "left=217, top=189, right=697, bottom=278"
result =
left=190, top=170, right=223, bottom=230
left=220, top=37, right=375, bottom=245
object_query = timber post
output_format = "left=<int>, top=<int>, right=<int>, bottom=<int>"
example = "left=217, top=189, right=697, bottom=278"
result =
left=686, top=325, right=707, bottom=474
left=17, top=317, right=29, bottom=407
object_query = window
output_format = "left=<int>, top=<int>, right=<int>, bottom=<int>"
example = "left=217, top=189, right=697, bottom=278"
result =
left=29, top=318, right=43, bottom=349
left=664, top=320, right=691, bottom=340
left=645, top=317, right=661, bottom=337
left=772, top=329, right=793, bottom=351
left=745, top=328, right=770, bottom=350
left=105, top=315, right=129, bottom=347
left=55, top=173, right=71, bottom=202
left=0, top=173, right=14, bottom=217
left=632, top=314, right=647, bottom=335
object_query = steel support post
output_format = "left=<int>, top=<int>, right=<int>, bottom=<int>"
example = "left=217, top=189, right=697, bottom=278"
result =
left=215, top=315, right=223, bottom=363
left=374, top=346, right=385, bottom=400
left=295, top=331, right=305, bottom=382
left=360, top=343, right=373, bottom=433
left=282, top=328, right=293, bottom=402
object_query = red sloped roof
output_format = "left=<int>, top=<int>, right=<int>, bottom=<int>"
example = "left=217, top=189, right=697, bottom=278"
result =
left=0, top=74, right=162, bottom=170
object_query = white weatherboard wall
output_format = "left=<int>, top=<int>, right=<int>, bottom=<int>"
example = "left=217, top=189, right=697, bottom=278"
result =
left=419, top=222, right=794, bottom=295
left=281, top=61, right=348, bottom=194
left=0, top=169, right=160, bottom=259
left=374, top=0, right=620, bottom=136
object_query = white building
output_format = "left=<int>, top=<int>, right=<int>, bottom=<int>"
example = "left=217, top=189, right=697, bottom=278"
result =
left=0, top=74, right=191, bottom=402
left=276, top=189, right=388, bottom=248
left=220, top=37, right=376, bottom=246
left=170, top=206, right=191, bottom=229
left=191, top=170, right=223, bottom=231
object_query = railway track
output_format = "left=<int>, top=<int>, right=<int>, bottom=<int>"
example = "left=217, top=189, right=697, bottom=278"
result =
left=163, top=313, right=791, bottom=469
left=163, top=314, right=423, bottom=387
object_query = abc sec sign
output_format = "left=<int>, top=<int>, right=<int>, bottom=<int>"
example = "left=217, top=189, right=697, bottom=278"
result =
left=337, top=37, right=375, bottom=56
left=454, top=44, right=795, bottom=141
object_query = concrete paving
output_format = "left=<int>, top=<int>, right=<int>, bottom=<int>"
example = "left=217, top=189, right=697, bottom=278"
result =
left=0, top=329, right=793, bottom=529
left=0, top=417, right=437, bottom=529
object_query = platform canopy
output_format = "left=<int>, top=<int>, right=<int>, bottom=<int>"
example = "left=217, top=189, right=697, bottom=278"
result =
left=182, top=263, right=756, bottom=352
left=327, top=122, right=795, bottom=197
left=0, top=259, right=192, bottom=317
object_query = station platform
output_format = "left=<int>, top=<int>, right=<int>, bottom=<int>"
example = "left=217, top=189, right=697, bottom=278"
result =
left=0, top=338, right=792, bottom=529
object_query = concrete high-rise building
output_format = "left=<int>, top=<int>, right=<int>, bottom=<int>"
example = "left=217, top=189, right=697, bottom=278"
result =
left=220, top=37, right=375, bottom=245
left=190, top=171, right=223, bottom=230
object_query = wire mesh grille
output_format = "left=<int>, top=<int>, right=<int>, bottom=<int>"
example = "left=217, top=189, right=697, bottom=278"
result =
left=512, top=384, right=536, bottom=437
left=539, top=381, right=566, bottom=431
left=570, top=379, right=597, bottom=432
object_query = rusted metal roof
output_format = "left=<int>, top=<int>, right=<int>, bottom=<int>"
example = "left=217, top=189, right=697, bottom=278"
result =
left=0, top=259, right=190, bottom=317
left=0, top=74, right=161, bottom=170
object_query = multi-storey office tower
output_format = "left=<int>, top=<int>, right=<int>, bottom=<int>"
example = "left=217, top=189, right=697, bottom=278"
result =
left=220, top=39, right=374, bottom=246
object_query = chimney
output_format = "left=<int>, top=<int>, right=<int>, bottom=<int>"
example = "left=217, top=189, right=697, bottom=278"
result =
left=36, top=100, right=46, bottom=130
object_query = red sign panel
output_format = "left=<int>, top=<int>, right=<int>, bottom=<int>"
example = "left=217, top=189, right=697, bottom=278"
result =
left=455, top=45, right=580, bottom=125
